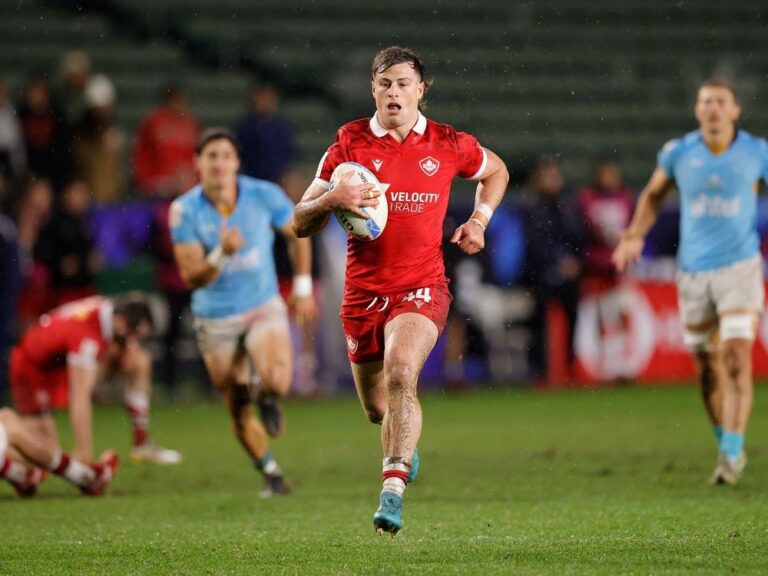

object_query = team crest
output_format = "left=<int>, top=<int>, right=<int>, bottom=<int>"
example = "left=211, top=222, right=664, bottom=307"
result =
left=419, top=156, right=440, bottom=176
left=345, top=335, right=359, bottom=354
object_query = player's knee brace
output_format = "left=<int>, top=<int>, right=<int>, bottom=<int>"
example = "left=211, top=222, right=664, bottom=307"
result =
left=720, top=313, right=755, bottom=342
left=683, top=330, right=712, bottom=353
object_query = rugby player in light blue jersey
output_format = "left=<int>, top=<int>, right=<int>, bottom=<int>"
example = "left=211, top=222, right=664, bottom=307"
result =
left=170, top=128, right=315, bottom=497
left=613, top=79, right=768, bottom=486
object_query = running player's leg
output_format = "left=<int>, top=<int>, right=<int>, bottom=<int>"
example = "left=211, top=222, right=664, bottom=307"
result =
left=709, top=257, right=763, bottom=485
left=720, top=324, right=753, bottom=434
left=371, top=312, right=437, bottom=534
left=351, top=361, right=386, bottom=424
left=684, top=321, right=723, bottom=438
left=244, top=298, right=293, bottom=437
left=352, top=360, right=420, bottom=484
left=201, top=346, right=264, bottom=456
left=677, top=270, right=723, bottom=445
left=714, top=311, right=757, bottom=484
left=382, top=313, right=435, bottom=463
left=201, top=341, right=287, bottom=497
left=196, top=315, right=271, bottom=463
left=230, top=348, right=289, bottom=496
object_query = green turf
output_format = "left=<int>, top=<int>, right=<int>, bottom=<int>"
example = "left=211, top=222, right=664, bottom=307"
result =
left=1, top=384, right=767, bottom=575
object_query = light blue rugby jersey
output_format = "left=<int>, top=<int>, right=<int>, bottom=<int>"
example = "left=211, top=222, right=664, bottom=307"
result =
left=170, top=175, right=294, bottom=319
left=658, top=129, right=768, bottom=273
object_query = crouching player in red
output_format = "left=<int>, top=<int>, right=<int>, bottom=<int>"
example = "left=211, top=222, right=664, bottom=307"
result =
left=6, top=294, right=159, bottom=495
left=293, top=46, right=509, bottom=534
left=0, top=407, right=116, bottom=496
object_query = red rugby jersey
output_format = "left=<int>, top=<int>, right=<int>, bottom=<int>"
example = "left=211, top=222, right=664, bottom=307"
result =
left=314, top=113, right=487, bottom=293
left=17, top=296, right=112, bottom=370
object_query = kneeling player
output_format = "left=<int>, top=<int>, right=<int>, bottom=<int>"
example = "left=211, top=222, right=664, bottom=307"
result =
left=10, top=294, right=163, bottom=472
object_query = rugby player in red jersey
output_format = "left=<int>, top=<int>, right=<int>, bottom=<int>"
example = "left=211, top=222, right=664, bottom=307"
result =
left=6, top=293, right=170, bottom=495
left=293, top=46, right=509, bottom=534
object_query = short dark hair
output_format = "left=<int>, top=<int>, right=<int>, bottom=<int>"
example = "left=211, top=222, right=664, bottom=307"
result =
left=699, top=78, right=739, bottom=103
left=113, top=293, right=154, bottom=333
left=195, top=127, right=240, bottom=155
left=371, top=46, right=432, bottom=110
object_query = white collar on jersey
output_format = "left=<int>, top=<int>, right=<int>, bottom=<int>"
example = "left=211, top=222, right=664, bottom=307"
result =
left=369, top=112, right=427, bottom=138
left=99, top=299, right=114, bottom=341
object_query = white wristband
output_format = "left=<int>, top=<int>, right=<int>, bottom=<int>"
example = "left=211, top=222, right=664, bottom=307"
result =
left=206, top=245, right=230, bottom=270
left=292, top=274, right=313, bottom=297
left=475, top=203, right=494, bottom=221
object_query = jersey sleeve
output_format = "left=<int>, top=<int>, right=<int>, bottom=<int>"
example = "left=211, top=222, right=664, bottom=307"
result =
left=312, top=129, right=347, bottom=190
left=66, top=331, right=102, bottom=369
left=657, top=138, right=682, bottom=179
left=263, top=182, right=295, bottom=229
left=168, top=198, right=197, bottom=245
left=455, top=131, right=488, bottom=180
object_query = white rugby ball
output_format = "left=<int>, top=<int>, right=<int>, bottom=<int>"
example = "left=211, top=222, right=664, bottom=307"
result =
left=329, top=162, right=388, bottom=241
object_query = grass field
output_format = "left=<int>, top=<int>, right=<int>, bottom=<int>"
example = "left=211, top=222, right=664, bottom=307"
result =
left=2, top=384, right=767, bottom=575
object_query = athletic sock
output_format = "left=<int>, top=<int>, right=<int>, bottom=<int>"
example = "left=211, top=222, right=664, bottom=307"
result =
left=0, top=456, right=30, bottom=484
left=255, top=450, right=282, bottom=477
left=124, top=389, right=150, bottom=447
left=50, top=450, right=96, bottom=487
left=713, top=425, right=723, bottom=444
left=382, top=456, right=411, bottom=497
left=720, top=431, right=744, bottom=460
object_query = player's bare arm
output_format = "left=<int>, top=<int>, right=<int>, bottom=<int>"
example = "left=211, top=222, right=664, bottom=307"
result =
left=612, top=167, right=674, bottom=272
left=450, top=148, right=509, bottom=255
left=68, top=363, right=98, bottom=462
left=293, top=171, right=379, bottom=237
left=173, top=226, right=244, bottom=289
left=280, top=219, right=317, bottom=324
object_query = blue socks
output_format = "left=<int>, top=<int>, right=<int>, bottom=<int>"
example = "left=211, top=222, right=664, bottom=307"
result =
left=255, top=450, right=280, bottom=476
left=713, top=425, right=723, bottom=443
left=720, top=431, right=744, bottom=460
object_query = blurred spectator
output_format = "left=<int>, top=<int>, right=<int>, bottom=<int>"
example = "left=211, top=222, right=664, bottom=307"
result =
left=133, top=86, right=199, bottom=197
left=0, top=213, right=22, bottom=397
left=18, top=77, right=69, bottom=190
left=577, top=158, right=634, bottom=280
left=135, top=86, right=199, bottom=391
left=72, top=74, right=125, bottom=202
left=522, top=156, right=583, bottom=380
left=576, top=158, right=635, bottom=380
left=150, top=198, right=194, bottom=394
left=13, top=177, right=53, bottom=330
left=34, top=180, right=99, bottom=307
left=56, top=50, right=92, bottom=128
left=0, top=80, right=27, bottom=180
left=236, top=83, right=298, bottom=184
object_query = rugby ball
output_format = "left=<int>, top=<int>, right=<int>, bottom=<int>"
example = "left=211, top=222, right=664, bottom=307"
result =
left=329, top=162, right=388, bottom=241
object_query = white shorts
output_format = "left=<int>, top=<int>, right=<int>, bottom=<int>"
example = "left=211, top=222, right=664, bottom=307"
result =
left=0, top=422, right=7, bottom=463
left=676, top=255, right=765, bottom=327
left=193, top=296, right=289, bottom=355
